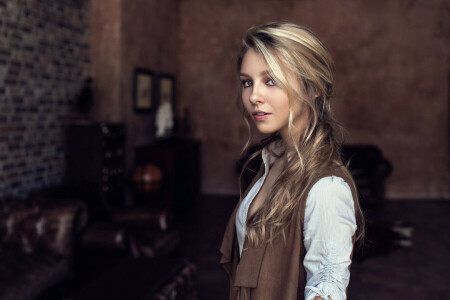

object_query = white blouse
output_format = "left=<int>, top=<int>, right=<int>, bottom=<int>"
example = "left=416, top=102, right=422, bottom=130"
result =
left=235, top=142, right=356, bottom=300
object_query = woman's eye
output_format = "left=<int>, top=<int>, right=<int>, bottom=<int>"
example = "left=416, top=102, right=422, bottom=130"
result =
left=242, top=80, right=252, bottom=87
left=266, top=78, right=276, bottom=86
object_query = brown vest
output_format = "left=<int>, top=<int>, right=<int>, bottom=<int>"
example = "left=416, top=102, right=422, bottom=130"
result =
left=219, top=164, right=357, bottom=300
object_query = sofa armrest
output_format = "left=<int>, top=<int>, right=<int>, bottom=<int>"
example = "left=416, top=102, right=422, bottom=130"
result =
left=0, top=200, right=88, bottom=257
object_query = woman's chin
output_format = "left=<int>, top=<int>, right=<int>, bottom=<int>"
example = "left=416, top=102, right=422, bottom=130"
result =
left=255, top=126, right=277, bottom=135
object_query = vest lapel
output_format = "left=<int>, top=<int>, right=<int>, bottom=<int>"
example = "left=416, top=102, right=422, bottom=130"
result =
left=233, top=236, right=267, bottom=288
left=219, top=201, right=240, bottom=277
left=219, top=164, right=265, bottom=283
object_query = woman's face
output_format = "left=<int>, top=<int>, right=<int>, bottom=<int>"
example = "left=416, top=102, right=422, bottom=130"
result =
left=239, top=49, right=306, bottom=142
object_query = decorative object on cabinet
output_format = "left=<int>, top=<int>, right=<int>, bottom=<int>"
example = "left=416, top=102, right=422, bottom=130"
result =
left=76, top=77, right=93, bottom=114
left=155, top=73, right=176, bottom=138
left=155, top=101, right=174, bottom=138
left=133, top=68, right=155, bottom=113
left=135, top=137, right=201, bottom=212
left=132, top=164, right=164, bottom=193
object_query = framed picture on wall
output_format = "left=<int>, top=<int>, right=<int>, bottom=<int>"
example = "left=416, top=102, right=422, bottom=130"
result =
left=133, top=68, right=154, bottom=113
left=157, top=73, right=176, bottom=113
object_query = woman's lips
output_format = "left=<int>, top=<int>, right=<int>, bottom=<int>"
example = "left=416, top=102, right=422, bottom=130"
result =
left=252, top=112, right=272, bottom=120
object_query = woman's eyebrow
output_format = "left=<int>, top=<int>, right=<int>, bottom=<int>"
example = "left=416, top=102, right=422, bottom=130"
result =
left=239, top=70, right=271, bottom=77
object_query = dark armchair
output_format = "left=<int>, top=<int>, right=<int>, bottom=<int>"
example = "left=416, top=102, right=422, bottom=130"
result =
left=237, top=143, right=392, bottom=207
left=341, top=145, right=392, bottom=207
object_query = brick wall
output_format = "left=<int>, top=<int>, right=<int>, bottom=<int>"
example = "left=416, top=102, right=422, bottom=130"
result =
left=0, top=0, right=90, bottom=198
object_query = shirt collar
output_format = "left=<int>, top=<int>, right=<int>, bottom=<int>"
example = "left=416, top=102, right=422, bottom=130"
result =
left=261, top=139, right=285, bottom=174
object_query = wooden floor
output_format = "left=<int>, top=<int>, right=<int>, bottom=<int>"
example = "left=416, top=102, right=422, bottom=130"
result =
left=176, top=196, right=450, bottom=300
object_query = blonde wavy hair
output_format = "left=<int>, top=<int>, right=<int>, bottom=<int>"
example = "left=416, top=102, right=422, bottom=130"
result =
left=237, top=22, right=365, bottom=247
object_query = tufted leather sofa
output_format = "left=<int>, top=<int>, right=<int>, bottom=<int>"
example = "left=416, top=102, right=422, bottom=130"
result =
left=0, top=196, right=88, bottom=300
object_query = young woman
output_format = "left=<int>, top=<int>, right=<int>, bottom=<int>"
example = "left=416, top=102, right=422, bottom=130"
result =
left=220, top=22, right=364, bottom=300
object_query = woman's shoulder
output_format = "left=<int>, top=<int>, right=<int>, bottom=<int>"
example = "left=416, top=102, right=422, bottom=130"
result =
left=305, top=175, right=355, bottom=216
left=309, top=176, right=351, bottom=195
left=309, top=163, right=355, bottom=194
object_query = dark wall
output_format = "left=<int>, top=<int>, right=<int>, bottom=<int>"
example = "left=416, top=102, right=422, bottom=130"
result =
left=176, top=0, right=450, bottom=198
left=1, top=0, right=448, bottom=199
left=90, top=0, right=178, bottom=174
left=89, top=0, right=121, bottom=122
left=120, top=0, right=178, bottom=170
left=0, top=0, right=90, bottom=198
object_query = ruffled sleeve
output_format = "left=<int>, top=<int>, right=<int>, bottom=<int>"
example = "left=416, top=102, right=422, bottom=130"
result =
left=303, top=176, right=357, bottom=300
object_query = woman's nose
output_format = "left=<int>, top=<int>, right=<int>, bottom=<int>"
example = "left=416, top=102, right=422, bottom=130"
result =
left=249, top=86, right=264, bottom=105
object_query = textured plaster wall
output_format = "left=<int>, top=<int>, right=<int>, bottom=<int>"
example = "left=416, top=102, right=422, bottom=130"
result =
left=91, top=0, right=178, bottom=171
left=177, top=0, right=449, bottom=198
left=90, top=0, right=122, bottom=122
left=120, top=0, right=178, bottom=170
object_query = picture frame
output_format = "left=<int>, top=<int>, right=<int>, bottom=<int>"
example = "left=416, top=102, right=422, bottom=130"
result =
left=133, top=68, right=154, bottom=113
left=157, top=73, right=176, bottom=113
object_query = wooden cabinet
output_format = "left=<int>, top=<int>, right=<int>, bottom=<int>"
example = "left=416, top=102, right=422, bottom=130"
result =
left=135, top=138, right=201, bottom=211
left=65, top=122, right=126, bottom=211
